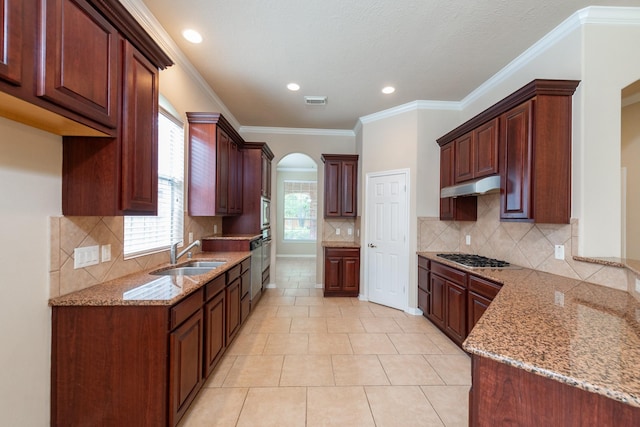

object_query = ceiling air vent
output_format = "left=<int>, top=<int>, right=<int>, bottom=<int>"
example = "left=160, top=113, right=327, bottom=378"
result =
left=304, top=96, right=327, bottom=106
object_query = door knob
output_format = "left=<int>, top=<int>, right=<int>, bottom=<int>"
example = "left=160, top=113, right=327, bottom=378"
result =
left=368, top=243, right=377, bottom=248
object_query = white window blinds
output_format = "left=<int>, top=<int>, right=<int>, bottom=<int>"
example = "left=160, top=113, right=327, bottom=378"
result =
left=124, top=108, right=184, bottom=258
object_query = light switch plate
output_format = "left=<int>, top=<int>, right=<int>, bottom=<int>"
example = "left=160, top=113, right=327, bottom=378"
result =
left=74, top=245, right=99, bottom=269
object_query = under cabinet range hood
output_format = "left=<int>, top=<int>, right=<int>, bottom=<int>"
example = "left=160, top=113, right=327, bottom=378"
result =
left=440, top=175, right=501, bottom=198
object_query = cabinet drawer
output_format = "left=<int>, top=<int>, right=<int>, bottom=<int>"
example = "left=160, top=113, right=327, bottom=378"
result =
left=240, top=270, right=250, bottom=297
left=418, top=255, right=430, bottom=270
left=431, top=261, right=467, bottom=286
left=241, top=258, right=251, bottom=273
left=170, top=288, right=203, bottom=330
left=205, top=274, right=226, bottom=301
left=468, top=275, right=502, bottom=299
left=325, top=247, right=360, bottom=258
left=262, top=266, right=270, bottom=284
left=226, top=263, right=242, bottom=283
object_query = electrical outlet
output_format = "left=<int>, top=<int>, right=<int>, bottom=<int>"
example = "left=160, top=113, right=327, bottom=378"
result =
left=101, top=244, right=111, bottom=262
left=74, top=245, right=99, bottom=269
left=188, top=232, right=193, bottom=244
left=348, top=228, right=353, bottom=236
left=214, top=224, right=218, bottom=234
left=356, top=229, right=360, bottom=237
left=336, top=228, right=341, bottom=235
left=554, top=245, right=565, bottom=260
left=465, top=235, right=471, bottom=245
left=635, top=278, right=640, bottom=294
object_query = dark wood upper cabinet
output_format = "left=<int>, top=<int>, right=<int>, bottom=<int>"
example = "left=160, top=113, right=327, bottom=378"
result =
left=321, top=154, right=358, bottom=218
left=437, top=79, right=579, bottom=224
left=39, top=0, right=119, bottom=128
left=0, top=0, right=22, bottom=85
left=62, top=39, right=159, bottom=216
left=187, top=112, right=244, bottom=216
left=440, top=142, right=478, bottom=221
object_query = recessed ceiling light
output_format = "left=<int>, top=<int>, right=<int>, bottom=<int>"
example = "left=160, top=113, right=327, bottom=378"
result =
left=287, top=83, right=300, bottom=91
left=182, top=29, right=203, bottom=44
left=382, top=86, right=396, bottom=94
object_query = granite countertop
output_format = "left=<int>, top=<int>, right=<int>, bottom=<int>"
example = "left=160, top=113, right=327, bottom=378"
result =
left=202, top=234, right=262, bottom=241
left=322, top=241, right=361, bottom=248
left=418, top=252, right=640, bottom=408
left=49, top=251, right=250, bottom=307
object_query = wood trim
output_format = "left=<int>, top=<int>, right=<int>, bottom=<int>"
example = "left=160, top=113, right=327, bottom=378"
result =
left=186, top=112, right=245, bottom=148
left=437, top=79, right=580, bottom=147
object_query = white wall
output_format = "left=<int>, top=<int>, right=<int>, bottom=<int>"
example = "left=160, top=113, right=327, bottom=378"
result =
left=0, top=117, right=61, bottom=425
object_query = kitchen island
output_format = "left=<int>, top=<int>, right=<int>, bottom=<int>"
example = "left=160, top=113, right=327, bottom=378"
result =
left=418, top=252, right=640, bottom=426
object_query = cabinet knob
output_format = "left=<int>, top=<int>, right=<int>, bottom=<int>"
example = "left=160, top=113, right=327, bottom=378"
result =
left=368, top=243, right=377, bottom=248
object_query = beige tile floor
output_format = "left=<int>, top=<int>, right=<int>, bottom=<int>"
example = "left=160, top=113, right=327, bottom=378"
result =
left=179, top=257, right=470, bottom=427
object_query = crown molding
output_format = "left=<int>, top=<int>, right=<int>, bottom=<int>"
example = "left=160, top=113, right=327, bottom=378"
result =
left=118, top=0, right=242, bottom=130
left=358, top=100, right=461, bottom=125
left=461, top=6, right=640, bottom=110
left=239, top=126, right=355, bottom=137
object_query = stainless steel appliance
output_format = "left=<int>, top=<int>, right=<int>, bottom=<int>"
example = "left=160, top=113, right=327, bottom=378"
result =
left=262, top=227, right=271, bottom=282
left=261, top=197, right=271, bottom=229
left=436, top=253, right=516, bottom=269
left=250, top=237, right=263, bottom=302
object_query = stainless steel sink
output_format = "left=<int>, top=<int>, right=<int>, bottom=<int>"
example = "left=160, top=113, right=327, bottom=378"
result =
left=150, top=260, right=226, bottom=276
left=183, top=261, right=226, bottom=268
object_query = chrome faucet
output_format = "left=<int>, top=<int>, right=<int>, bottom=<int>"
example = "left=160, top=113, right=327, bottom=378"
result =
left=170, top=240, right=201, bottom=265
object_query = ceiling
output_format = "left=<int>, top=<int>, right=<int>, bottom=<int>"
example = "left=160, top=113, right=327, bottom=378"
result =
left=141, top=0, right=637, bottom=130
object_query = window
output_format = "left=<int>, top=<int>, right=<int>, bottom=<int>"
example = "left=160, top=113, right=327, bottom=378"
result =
left=283, top=180, right=317, bottom=241
left=124, top=108, right=184, bottom=257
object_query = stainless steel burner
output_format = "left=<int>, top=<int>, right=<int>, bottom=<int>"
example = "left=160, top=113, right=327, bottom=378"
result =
left=436, top=253, right=514, bottom=269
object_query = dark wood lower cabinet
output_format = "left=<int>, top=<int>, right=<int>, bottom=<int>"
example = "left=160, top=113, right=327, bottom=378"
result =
left=324, top=247, right=360, bottom=297
left=169, top=309, right=203, bottom=426
left=52, top=257, right=251, bottom=426
left=467, top=291, right=491, bottom=332
left=470, top=355, right=640, bottom=426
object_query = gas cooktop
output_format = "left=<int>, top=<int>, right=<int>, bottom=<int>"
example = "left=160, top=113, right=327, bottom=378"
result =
left=436, top=253, right=514, bottom=269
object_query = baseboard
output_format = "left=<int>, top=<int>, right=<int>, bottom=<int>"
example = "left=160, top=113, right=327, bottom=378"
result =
left=404, top=307, right=424, bottom=316
left=265, top=283, right=276, bottom=289
left=315, top=283, right=323, bottom=289
left=276, top=254, right=317, bottom=258
left=358, top=294, right=368, bottom=301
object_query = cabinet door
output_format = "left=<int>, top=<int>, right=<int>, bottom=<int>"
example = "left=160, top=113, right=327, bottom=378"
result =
left=39, top=0, right=118, bottom=128
left=474, top=118, right=499, bottom=178
left=324, top=255, right=342, bottom=292
left=468, top=291, right=491, bottom=333
left=216, top=128, right=230, bottom=214
left=501, top=101, right=532, bottom=220
left=228, top=141, right=242, bottom=214
left=0, top=0, right=22, bottom=85
left=417, top=265, right=429, bottom=313
left=454, top=132, right=474, bottom=183
left=204, top=291, right=226, bottom=376
left=342, top=255, right=360, bottom=293
left=439, top=143, right=455, bottom=220
left=261, top=152, right=269, bottom=198
left=226, top=278, right=241, bottom=343
left=169, top=309, right=204, bottom=426
left=120, top=41, right=158, bottom=214
left=324, top=160, right=341, bottom=217
left=445, top=281, right=467, bottom=344
left=429, top=274, right=446, bottom=329
left=341, top=160, right=357, bottom=217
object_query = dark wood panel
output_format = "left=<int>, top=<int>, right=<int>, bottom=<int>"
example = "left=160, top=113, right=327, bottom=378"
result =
left=468, top=275, right=502, bottom=299
left=431, top=261, right=467, bottom=285
left=324, top=256, right=342, bottom=292
left=474, top=118, right=499, bottom=178
left=467, top=291, right=491, bottom=332
left=202, top=239, right=250, bottom=252
left=169, top=309, right=204, bottom=426
left=170, top=288, right=203, bottom=330
left=216, top=128, right=230, bottom=214
left=40, top=0, right=118, bottom=127
left=418, top=287, right=429, bottom=314
left=120, top=40, right=158, bottom=213
left=187, top=121, right=219, bottom=215
left=428, top=274, right=446, bottom=329
left=500, top=100, right=532, bottom=220
left=324, top=160, right=341, bottom=217
left=342, top=256, right=360, bottom=294
left=204, top=291, right=226, bottom=376
left=51, top=306, right=168, bottom=426
left=470, top=355, right=640, bottom=426
left=440, top=142, right=478, bottom=221
left=226, top=278, right=241, bottom=343
left=0, top=0, right=22, bottom=85
left=445, top=280, right=466, bottom=344
left=454, top=131, right=474, bottom=183
left=205, top=275, right=226, bottom=301
left=341, top=159, right=357, bottom=216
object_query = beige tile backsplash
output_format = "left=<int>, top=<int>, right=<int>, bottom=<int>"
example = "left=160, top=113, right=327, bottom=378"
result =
left=50, top=214, right=221, bottom=298
left=418, top=194, right=628, bottom=292
left=323, top=218, right=358, bottom=243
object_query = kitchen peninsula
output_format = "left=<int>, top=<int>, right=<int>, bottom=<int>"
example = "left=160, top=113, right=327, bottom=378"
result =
left=418, top=252, right=640, bottom=426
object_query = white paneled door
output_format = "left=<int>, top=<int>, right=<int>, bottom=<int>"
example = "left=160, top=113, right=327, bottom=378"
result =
left=366, top=170, right=409, bottom=310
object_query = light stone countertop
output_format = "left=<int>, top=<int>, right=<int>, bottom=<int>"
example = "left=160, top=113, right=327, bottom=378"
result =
left=418, top=252, right=640, bottom=408
left=49, top=251, right=251, bottom=307
left=322, top=241, right=361, bottom=248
